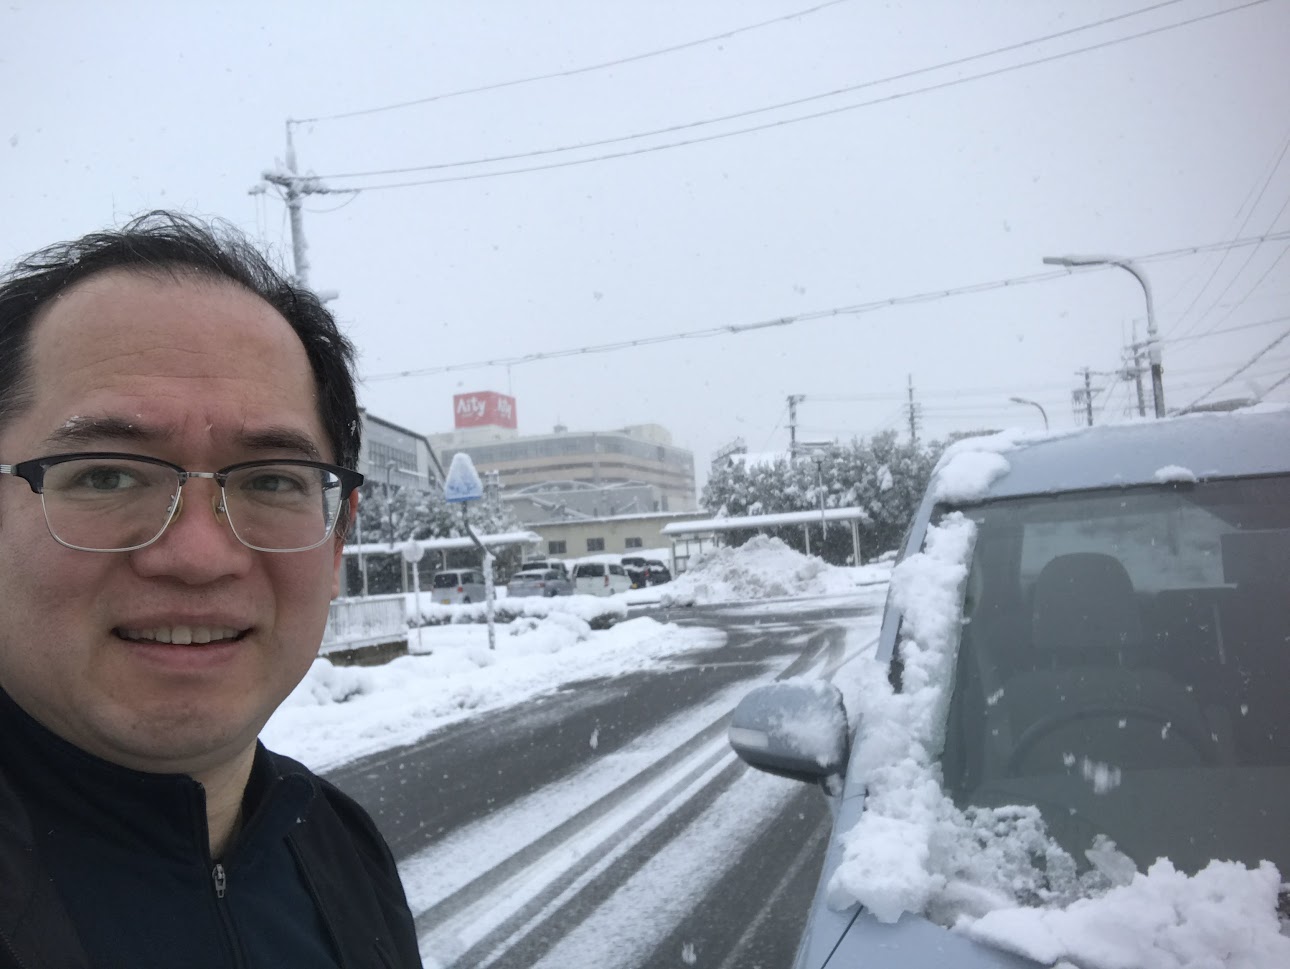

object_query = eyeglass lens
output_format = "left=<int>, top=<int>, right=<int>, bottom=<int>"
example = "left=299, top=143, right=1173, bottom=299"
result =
left=38, top=458, right=343, bottom=552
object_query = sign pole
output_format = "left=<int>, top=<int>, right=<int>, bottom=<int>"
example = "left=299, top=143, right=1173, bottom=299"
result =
left=444, top=452, right=495, bottom=650
left=399, top=538, right=426, bottom=650
left=462, top=503, right=496, bottom=651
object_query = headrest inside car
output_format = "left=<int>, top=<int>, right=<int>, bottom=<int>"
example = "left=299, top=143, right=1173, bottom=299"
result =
left=1031, top=552, right=1141, bottom=655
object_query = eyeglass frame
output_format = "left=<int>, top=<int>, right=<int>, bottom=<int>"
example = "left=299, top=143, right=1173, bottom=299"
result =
left=0, top=451, right=365, bottom=553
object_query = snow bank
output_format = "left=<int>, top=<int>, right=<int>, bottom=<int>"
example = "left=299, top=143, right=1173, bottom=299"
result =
left=264, top=615, right=722, bottom=771
left=659, top=535, right=888, bottom=606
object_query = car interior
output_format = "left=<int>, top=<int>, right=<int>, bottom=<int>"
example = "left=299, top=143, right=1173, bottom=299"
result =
left=937, top=476, right=1290, bottom=877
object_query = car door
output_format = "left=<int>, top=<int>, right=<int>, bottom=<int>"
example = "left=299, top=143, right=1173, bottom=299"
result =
left=608, top=564, right=631, bottom=594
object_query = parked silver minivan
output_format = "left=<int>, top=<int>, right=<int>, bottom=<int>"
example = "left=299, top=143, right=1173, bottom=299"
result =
left=431, top=569, right=487, bottom=605
left=730, top=409, right=1290, bottom=967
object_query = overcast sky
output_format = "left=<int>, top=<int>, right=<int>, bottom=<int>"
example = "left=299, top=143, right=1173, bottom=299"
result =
left=4, top=0, right=1288, bottom=488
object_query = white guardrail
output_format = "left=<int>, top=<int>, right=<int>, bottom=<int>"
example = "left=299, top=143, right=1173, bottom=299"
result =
left=320, top=594, right=407, bottom=655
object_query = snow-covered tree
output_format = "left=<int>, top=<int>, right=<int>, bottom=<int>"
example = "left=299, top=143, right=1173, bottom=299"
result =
left=700, top=433, right=943, bottom=564
left=345, top=482, right=524, bottom=594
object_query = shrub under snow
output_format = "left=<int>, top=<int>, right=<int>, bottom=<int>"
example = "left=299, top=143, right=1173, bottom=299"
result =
left=411, top=594, right=628, bottom=630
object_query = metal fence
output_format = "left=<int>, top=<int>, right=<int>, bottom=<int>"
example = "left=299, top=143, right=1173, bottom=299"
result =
left=320, top=594, right=407, bottom=656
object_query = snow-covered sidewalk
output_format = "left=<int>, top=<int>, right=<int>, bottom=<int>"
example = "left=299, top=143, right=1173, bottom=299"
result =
left=263, top=616, right=725, bottom=773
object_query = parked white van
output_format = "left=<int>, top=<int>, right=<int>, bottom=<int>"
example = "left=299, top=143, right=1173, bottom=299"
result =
left=572, top=562, right=631, bottom=596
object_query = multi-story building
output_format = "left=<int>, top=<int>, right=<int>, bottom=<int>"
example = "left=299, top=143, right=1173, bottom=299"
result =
left=358, top=409, right=438, bottom=492
left=427, top=391, right=697, bottom=524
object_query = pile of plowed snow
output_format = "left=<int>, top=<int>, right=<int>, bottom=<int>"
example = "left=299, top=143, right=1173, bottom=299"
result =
left=660, top=535, right=888, bottom=606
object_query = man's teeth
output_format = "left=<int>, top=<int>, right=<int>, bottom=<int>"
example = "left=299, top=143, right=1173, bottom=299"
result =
left=121, top=626, right=241, bottom=645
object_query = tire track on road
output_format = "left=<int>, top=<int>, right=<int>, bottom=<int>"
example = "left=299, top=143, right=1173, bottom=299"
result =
left=413, top=624, right=854, bottom=966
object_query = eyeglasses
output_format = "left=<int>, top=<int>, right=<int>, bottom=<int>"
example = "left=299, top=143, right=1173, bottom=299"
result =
left=0, top=452, right=364, bottom=553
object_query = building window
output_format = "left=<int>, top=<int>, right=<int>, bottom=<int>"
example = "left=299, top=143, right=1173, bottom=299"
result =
left=369, top=440, right=418, bottom=473
left=586, top=537, right=605, bottom=552
left=548, top=540, right=567, bottom=555
left=624, top=537, right=643, bottom=548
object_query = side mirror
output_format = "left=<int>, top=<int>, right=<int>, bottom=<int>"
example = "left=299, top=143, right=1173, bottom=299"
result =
left=728, top=681, right=850, bottom=785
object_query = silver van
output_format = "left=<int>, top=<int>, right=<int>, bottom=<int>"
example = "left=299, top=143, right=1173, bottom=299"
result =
left=431, top=569, right=487, bottom=605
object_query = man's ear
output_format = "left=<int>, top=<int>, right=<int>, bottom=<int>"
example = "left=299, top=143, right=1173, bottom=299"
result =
left=330, top=490, right=359, bottom=598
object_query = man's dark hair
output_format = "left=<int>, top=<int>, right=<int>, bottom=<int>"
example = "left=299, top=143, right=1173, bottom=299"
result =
left=0, top=211, right=361, bottom=474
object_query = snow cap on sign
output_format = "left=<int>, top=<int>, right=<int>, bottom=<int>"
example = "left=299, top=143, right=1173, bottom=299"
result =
left=444, top=452, right=485, bottom=503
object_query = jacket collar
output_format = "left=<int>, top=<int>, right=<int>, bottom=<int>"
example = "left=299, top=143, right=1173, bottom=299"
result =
left=0, top=687, right=316, bottom=865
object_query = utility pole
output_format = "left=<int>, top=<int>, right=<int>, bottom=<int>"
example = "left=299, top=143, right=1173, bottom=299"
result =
left=250, top=120, right=357, bottom=288
left=1125, top=322, right=1147, bottom=418
left=1072, top=367, right=1101, bottom=427
left=787, top=394, right=805, bottom=457
left=906, top=374, right=920, bottom=444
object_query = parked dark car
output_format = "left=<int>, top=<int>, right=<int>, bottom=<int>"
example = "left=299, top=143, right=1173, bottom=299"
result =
left=729, top=409, right=1290, bottom=967
left=622, top=556, right=672, bottom=588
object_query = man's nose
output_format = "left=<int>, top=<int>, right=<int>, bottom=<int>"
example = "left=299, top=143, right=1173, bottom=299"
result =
left=129, top=481, right=254, bottom=582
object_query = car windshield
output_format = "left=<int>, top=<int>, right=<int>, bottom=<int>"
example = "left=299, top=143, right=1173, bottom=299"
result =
left=432, top=573, right=461, bottom=589
left=941, top=474, right=1290, bottom=879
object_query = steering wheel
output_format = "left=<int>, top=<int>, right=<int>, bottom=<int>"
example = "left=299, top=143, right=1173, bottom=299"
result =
left=1005, top=703, right=1217, bottom=776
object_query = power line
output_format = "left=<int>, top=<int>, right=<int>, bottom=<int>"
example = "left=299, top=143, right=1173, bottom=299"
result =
left=316, top=0, right=1189, bottom=181
left=361, top=227, right=1290, bottom=383
left=1134, top=229, right=1290, bottom=264
left=294, top=0, right=851, bottom=124
left=1157, top=129, right=1284, bottom=318
left=1157, top=311, right=1290, bottom=345
left=1182, top=189, right=1290, bottom=338
left=335, top=0, right=1267, bottom=192
left=1186, top=326, right=1290, bottom=409
left=1256, top=369, right=1290, bottom=400
left=1168, top=127, right=1290, bottom=339
left=1187, top=226, right=1290, bottom=339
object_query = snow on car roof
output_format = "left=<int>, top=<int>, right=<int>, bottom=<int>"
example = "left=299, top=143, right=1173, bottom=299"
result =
left=932, top=404, right=1290, bottom=504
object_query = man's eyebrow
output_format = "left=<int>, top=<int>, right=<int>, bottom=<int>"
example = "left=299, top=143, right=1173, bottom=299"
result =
left=42, top=416, right=159, bottom=450
left=40, top=418, right=324, bottom=462
left=238, top=427, right=324, bottom=461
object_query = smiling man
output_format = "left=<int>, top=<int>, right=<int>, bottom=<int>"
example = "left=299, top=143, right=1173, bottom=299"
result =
left=0, top=213, right=422, bottom=967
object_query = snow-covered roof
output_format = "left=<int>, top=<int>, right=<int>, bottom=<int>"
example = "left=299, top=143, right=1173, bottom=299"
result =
left=343, top=531, right=542, bottom=556
left=661, top=506, right=869, bottom=535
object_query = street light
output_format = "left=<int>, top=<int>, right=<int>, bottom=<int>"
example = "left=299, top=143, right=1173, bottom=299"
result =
left=1043, top=254, right=1164, bottom=418
left=1008, top=396, right=1049, bottom=430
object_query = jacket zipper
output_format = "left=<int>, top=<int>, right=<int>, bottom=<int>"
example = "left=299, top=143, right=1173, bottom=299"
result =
left=194, top=793, right=245, bottom=969
left=208, top=861, right=246, bottom=968
left=212, top=862, right=227, bottom=899
left=0, top=930, right=30, bottom=969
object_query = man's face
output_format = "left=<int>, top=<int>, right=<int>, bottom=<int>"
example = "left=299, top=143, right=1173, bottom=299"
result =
left=0, top=269, right=346, bottom=775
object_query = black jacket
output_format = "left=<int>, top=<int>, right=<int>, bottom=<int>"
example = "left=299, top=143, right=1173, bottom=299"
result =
left=0, top=691, right=422, bottom=968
